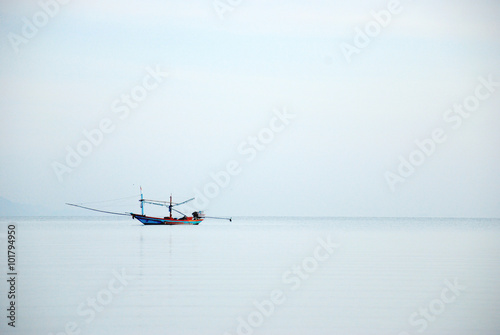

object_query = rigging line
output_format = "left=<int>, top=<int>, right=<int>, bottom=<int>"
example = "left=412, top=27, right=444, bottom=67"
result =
left=172, top=208, right=185, bottom=216
left=66, top=203, right=132, bottom=216
left=76, top=195, right=139, bottom=205
left=172, top=198, right=195, bottom=207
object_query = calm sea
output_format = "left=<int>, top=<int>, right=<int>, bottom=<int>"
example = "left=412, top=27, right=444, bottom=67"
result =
left=1, top=217, right=499, bottom=335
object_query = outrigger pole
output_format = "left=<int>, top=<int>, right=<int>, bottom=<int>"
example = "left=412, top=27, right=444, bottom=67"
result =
left=203, top=216, right=233, bottom=222
left=65, top=203, right=131, bottom=216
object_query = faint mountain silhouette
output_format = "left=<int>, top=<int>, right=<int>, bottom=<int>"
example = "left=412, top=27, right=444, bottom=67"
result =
left=0, top=197, right=54, bottom=216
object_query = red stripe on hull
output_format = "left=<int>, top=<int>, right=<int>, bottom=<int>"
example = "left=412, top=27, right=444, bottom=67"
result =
left=132, top=214, right=203, bottom=225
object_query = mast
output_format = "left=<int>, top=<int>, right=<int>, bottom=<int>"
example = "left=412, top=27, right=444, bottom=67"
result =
left=140, top=186, right=144, bottom=215
left=169, top=194, right=173, bottom=218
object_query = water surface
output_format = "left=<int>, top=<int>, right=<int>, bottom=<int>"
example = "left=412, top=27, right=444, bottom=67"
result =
left=1, top=217, right=499, bottom=335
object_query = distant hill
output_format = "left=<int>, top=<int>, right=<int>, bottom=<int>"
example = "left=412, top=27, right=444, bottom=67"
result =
left=0, top=197, right=53, bottom=216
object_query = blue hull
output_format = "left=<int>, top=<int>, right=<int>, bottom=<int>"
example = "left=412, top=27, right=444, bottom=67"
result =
left=132, top=214, right=202, bottom=225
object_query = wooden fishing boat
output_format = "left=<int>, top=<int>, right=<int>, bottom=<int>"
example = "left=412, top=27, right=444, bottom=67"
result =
left=132, top=192, right=205, bottom=225
left=67, top=188, right=231, bottom=225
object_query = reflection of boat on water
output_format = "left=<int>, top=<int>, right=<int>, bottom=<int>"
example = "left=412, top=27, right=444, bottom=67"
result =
left=67, top=188, right=231, bottom=225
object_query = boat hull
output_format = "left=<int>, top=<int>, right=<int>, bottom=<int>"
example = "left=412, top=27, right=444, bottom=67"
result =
left=132, top=214, right=202, bottom=225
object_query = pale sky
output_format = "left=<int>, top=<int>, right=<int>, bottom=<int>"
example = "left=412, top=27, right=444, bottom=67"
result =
left=1, top=0, right=499, bottom=217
